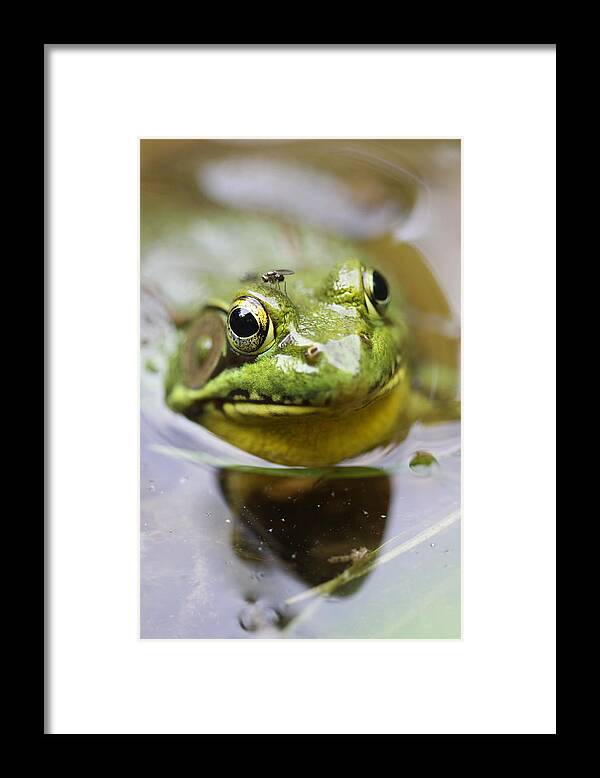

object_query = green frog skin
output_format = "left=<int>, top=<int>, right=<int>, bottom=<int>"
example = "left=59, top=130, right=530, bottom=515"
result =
left=164, top=257, right=431, bottom=467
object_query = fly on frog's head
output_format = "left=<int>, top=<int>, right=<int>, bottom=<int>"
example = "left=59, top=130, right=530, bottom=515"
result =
left=165, top=258, right=411, bottom=466
left=240, top=268, right=296, bottom=295
left=261, top=269, right=295, bottom=294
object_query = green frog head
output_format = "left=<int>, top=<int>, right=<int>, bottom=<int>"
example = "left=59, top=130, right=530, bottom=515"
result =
left=165, top=259, right=411, bottom=466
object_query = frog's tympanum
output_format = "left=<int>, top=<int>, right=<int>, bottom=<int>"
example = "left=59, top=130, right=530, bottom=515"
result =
left=165, top=258, right=448, bottom=466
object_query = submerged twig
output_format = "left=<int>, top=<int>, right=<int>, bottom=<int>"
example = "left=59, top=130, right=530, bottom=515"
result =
left=286, top=509, right=460, bottom=606
left=327, top=547, right=369, bottom=564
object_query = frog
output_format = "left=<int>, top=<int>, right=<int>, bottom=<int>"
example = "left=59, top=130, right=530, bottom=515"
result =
left=164, top=254, right=457, bottom=467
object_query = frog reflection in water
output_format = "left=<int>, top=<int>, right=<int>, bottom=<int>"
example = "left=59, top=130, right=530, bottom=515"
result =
left=219, top=469, right=391, bottom=591
left=166, top=259, right=456, bottom=467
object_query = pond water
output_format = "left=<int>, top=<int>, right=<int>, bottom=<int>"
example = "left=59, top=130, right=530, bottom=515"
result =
left=140, top=140, right=461, bottom=638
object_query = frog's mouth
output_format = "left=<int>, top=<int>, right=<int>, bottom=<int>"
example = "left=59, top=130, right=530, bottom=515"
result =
left=195, top=365, right=407, bottom=421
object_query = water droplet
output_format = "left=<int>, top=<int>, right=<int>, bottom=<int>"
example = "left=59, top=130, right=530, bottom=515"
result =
left=380, top=514, right=387, bottom=518
left=239, top=602, right=281, bottom=632
left=409, top=451, right=439, bottom=477
left=179, top=476, right=188, bottom=484
left=147, top=481, right=156, bottom=493
left=429, top=542, right=435, bottom=547
left=268, top=528, right=273, bottom=533
left=225, top=518, right=231, bottom=524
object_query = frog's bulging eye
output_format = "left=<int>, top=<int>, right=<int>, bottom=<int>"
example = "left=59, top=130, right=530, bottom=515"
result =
left=227, top=296, right=274, bottom=355
left=363, top=268, right=391, bottom=315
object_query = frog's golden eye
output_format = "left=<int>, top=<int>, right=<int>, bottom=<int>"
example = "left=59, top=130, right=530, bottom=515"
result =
left=227, top=296, right=274, bottom=355
left=363, top=268, right=391, bottom=315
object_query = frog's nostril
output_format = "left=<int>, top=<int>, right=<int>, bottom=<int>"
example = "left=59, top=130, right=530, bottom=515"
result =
left=305, top=344, right=321, bottom=364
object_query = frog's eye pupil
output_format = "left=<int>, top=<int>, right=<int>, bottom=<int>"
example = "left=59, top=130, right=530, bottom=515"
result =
left=229, top=307, right=259, bottom=338
left=226, top=296, right=274, bottom=355
left=372, top=270, right=389, bottom=303
left=363, top=268, right=390, bottom=315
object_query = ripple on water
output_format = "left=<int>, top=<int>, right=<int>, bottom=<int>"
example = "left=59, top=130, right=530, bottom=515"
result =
left=239, top=601, right=282, bottom=632
left=409, top=451, right=440, bottom=477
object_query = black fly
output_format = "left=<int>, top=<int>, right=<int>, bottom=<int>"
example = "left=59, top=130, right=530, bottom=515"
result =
left=260, top=269, right=295, bottom=294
